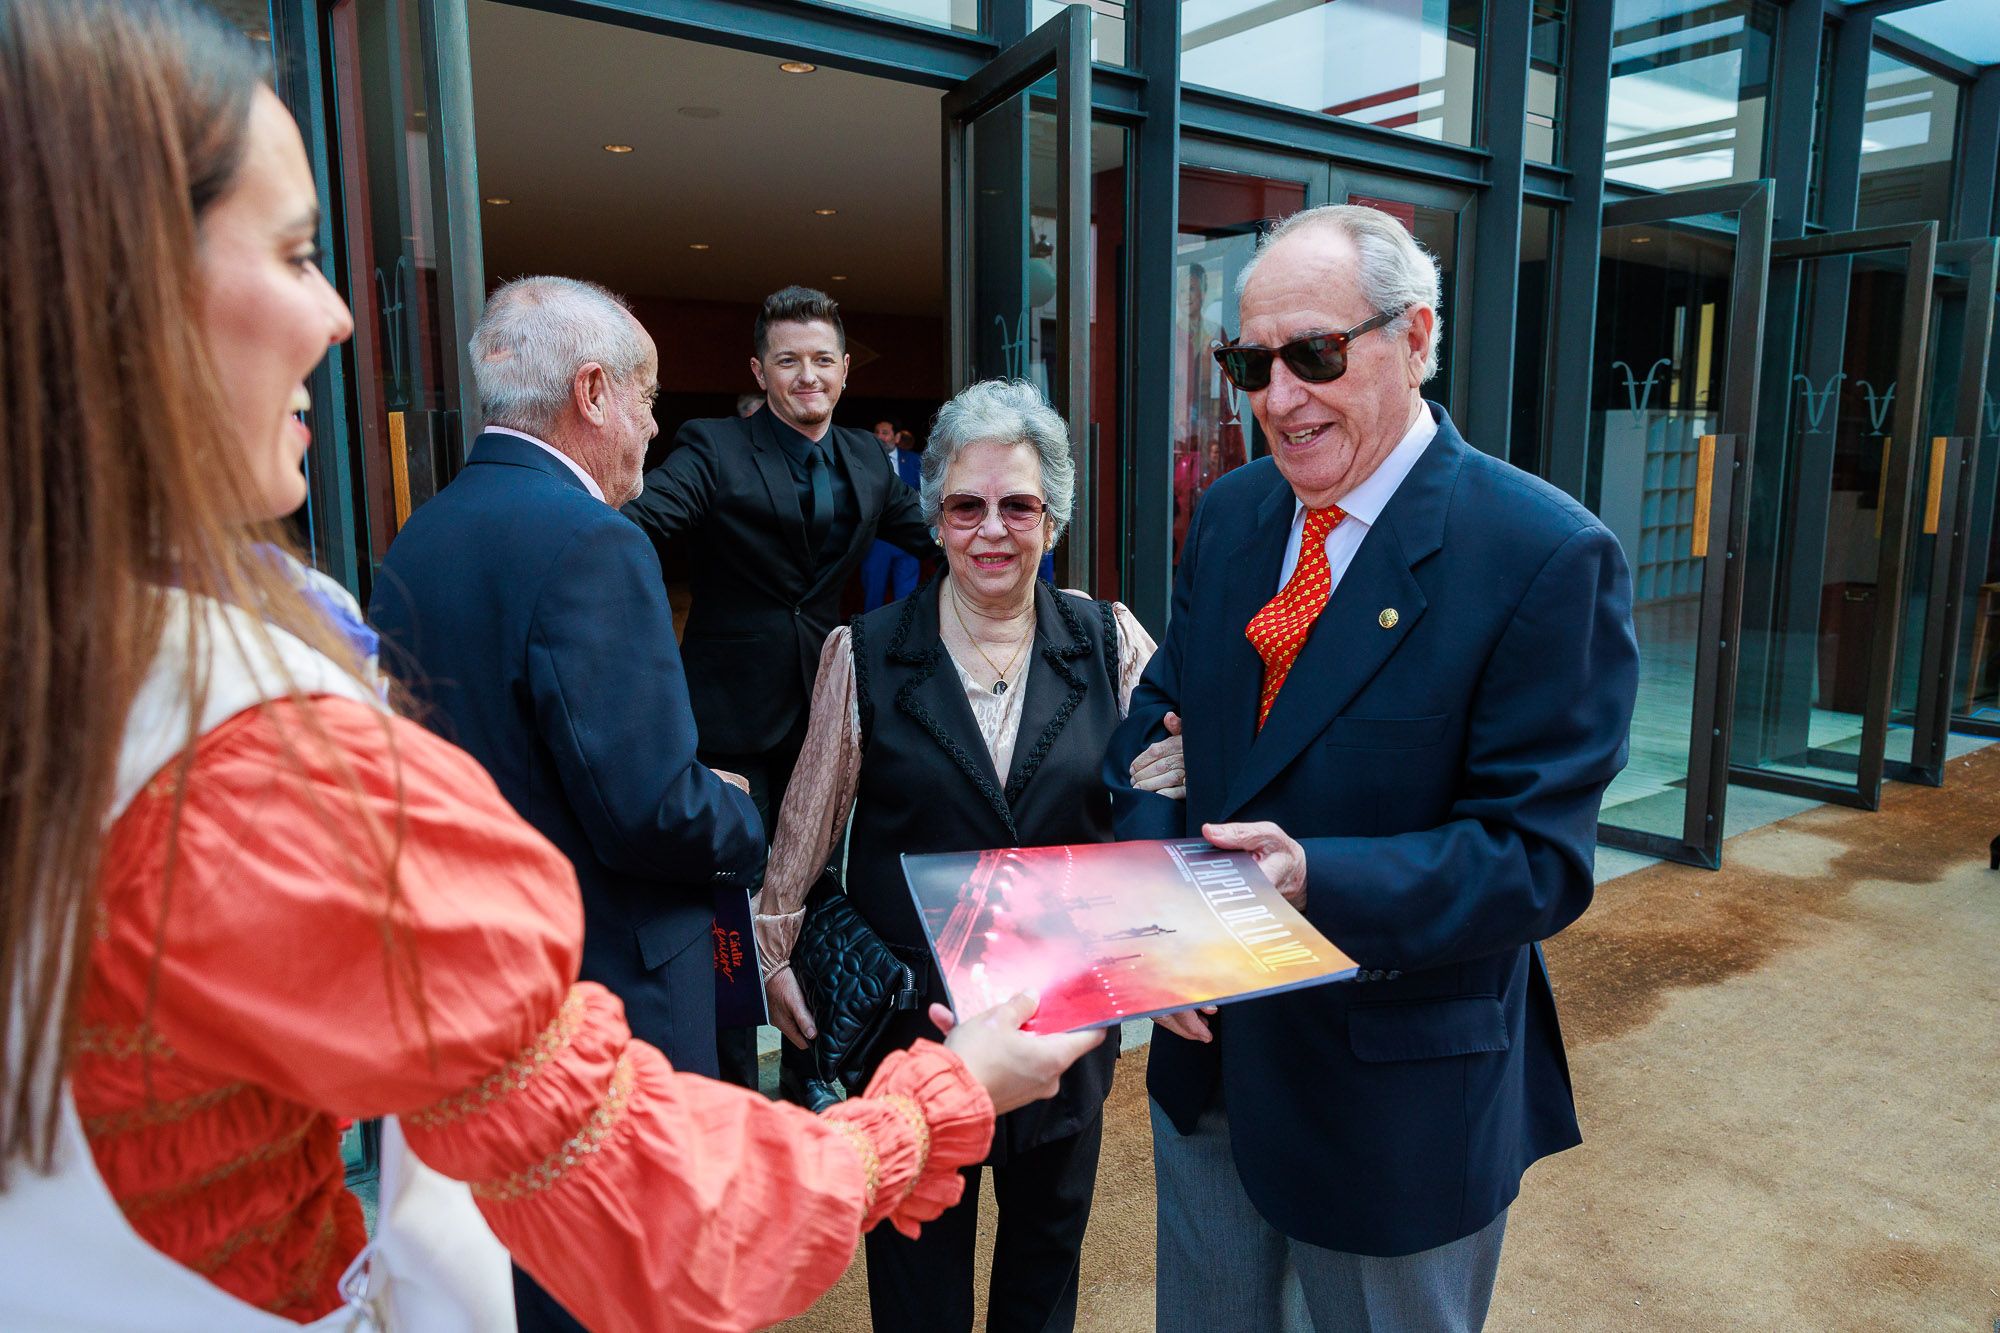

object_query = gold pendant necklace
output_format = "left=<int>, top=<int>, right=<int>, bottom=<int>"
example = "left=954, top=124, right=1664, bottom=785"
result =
left=950, top=585, right=1032, bottom=694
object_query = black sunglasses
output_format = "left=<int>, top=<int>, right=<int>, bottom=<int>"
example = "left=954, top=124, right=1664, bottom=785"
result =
left=1212, top=309, right=1402, bottom=392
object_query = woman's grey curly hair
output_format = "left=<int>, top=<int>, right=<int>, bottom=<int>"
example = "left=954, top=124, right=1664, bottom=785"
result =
left=920, top=379, right=1075, bottom=543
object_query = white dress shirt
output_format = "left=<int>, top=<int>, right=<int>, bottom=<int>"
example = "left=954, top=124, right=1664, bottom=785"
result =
left=1274, top=406, right=1438, bottom=593
left=484, top=425, right=605, bottom=502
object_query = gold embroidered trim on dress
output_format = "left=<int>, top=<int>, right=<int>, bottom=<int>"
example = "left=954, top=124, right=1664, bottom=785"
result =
left=878, top=1093, right=931, bottom=1197
left=262, top=1211, right=340, bottom=1315
left=84, top=1082, right=247, bottom=1138
left=74, top=1024, right=175, bottom=1062
left=408, top=986, right=589, bottom=1129
left=120, top=1115, right=316, bottom=1216
left=471, top=1051, right=636, bottom=1202
left=826, top=1118, right=881, bottom=1212
left=195, top=1207, right=295, bottom=1275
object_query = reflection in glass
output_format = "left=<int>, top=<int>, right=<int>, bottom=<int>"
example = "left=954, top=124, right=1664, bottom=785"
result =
left=1605, top=0, right=1776, bottom=192
left=1169, top=168, right=1307, bottom=564
left=1526, top=1, right=1567, bottom=163
left=1588, top=220, right=1734, bottom=837
left=1855, top=49, right=1960, bottom=230
left=1180, top=0, right=1482, bottom=147
left=831, top=0, right=979, bottom=34
left=1736, top=253, right=1911, bottom=784
left=1032, top=0, right=1127, bottom=67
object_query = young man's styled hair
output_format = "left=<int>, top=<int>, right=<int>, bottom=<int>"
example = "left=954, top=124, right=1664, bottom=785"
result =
left=754, top=285, right=845, bottom=359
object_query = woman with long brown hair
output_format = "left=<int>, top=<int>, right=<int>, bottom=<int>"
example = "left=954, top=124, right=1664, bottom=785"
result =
left=0, top=2, right=1098, bottom=1328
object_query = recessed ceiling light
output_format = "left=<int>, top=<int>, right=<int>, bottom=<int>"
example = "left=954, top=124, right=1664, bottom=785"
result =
left=602, top=143, right=635, bottom=154
left=676, top=106, right=722, bottom=120
left=830, top=274, right=848, bottom=281
left=484, top=196, right=511, bottom=206
left=813, top=207, right=838, bottom=216
left=688, top=243, right=711, bottom=250
left=780, top=61, right=817, bottom=74
left=1631, top=235, right=1652, bottom=244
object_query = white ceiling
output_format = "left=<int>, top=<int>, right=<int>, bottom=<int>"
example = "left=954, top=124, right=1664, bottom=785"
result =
left=1878, top=0, right=2000, bottom=67
left=469, top=0, right=948, bottom=313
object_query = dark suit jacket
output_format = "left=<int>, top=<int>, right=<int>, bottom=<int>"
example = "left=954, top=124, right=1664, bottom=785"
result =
left=1105, top=404, right=1639, bottom=1258
left=622, top=409, right=933, bottom=755
left=845, top=577, right=1122, bottom=1158
left=369, top=432, right=764, bottom=1059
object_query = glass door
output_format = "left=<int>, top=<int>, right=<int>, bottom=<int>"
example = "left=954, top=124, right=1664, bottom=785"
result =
left=325, top=0, right=482, bottom=594
left=1587, top=183, right=1771, bottom=868
left=1952, top=256, right=2000, bottom=737
left=1731, top=223, right=1938, bottom=809
left=943, top=5, right=1092, bottom=587
left=1170, top=140, right=1331, bottom=565
left=1892, top=239, right=1998, bottom=782
left=1332, top=168, right=1473, bottom=426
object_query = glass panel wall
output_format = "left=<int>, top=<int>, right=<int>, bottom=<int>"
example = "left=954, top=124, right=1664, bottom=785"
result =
left=1605, top=0, right=1777, bottom=192
left=832, top=0, right=980, bottom=35
left=1169, top=166, right=1309, bottom=564
left=1033, top=0, right=1127, bottom=67
left=1855, top=48, right=1960, bottom=230
left=1526, top=1, right=1567, bottom=163
left=1180, top=0, right=1483, bottom=147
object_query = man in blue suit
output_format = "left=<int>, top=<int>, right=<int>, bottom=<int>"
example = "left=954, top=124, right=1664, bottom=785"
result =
left=1107, top=207, right=1638, bottom=1331
left=370, top=276, right=764, bottom=1333
left=859, top=418, right=924, bottom=610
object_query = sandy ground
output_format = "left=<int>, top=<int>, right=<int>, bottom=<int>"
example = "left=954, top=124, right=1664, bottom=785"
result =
left=781, top=747, right=2000, bottom=1331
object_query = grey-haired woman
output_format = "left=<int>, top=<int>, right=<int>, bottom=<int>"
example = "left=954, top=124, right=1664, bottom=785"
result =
left=759, top=379, right=1175, bottom=1330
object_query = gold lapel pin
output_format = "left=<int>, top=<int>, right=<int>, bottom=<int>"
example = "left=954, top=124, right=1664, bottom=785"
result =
left=1378, top=608, right=1400, bottom=629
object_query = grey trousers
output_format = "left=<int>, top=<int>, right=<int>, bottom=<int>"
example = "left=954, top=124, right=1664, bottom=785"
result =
left=1151, top=1100, right=1507, bottom=1333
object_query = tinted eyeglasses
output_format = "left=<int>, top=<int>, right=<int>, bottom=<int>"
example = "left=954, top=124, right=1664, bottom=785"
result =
left=940, top=493, right=1048, bottom=531
left=1212, top=309, right=1402, bottom=392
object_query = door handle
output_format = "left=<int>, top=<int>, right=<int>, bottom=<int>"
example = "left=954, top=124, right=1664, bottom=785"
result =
left=1691, top=434, right=1716, bottom=558
left=1922, top=435, right=1947, bottom=535
left=388, top=410, right=412, bottom=531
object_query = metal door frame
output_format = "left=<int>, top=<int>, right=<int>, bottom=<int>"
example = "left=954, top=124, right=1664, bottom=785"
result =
left=1900, top=238, right=1998, bottom=778
left=942, top=4, right=1092, bottom=586
left=1594, top=180, right=1772, bottom=870
left=1729, top=221, right=1939, bottom=810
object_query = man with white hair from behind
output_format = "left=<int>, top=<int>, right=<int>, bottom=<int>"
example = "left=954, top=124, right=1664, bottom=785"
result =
left=369, top=275, right=766, bottom=1333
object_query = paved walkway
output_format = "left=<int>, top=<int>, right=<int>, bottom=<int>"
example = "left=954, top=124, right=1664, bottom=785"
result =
left=782, top=739, right=2000, bottom=1330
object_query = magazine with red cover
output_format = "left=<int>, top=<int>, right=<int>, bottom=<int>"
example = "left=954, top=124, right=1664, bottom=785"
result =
left=900, top=839, right=1357, bottom=1034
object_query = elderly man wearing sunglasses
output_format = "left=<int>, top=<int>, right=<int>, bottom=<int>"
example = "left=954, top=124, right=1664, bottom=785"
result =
left=1106, top=204, right=1639, bottom=1332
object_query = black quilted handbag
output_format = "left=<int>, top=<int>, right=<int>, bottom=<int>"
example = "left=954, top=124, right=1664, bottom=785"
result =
left=791, top=873, right=924, bottom=1112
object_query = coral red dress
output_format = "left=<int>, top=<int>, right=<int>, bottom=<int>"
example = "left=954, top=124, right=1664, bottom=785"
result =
left=71, top=692, right=993, bottom=1331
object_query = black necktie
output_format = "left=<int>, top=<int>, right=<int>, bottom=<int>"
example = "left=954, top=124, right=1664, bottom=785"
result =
left=806, top=440, right=833, bottom=558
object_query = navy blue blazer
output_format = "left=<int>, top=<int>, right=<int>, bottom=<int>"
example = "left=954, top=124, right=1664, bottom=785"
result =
left=1105, top=405, right=1638, bottom=1258
left=370, top=433, right=764, bottom=1054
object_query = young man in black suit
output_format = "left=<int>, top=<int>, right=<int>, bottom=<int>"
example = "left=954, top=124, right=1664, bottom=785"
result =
left=622, top=286, right=933, bottom=1087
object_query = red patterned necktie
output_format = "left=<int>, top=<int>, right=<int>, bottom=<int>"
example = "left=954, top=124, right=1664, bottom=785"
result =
left=1246, top=505, right=1345, bottom=731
